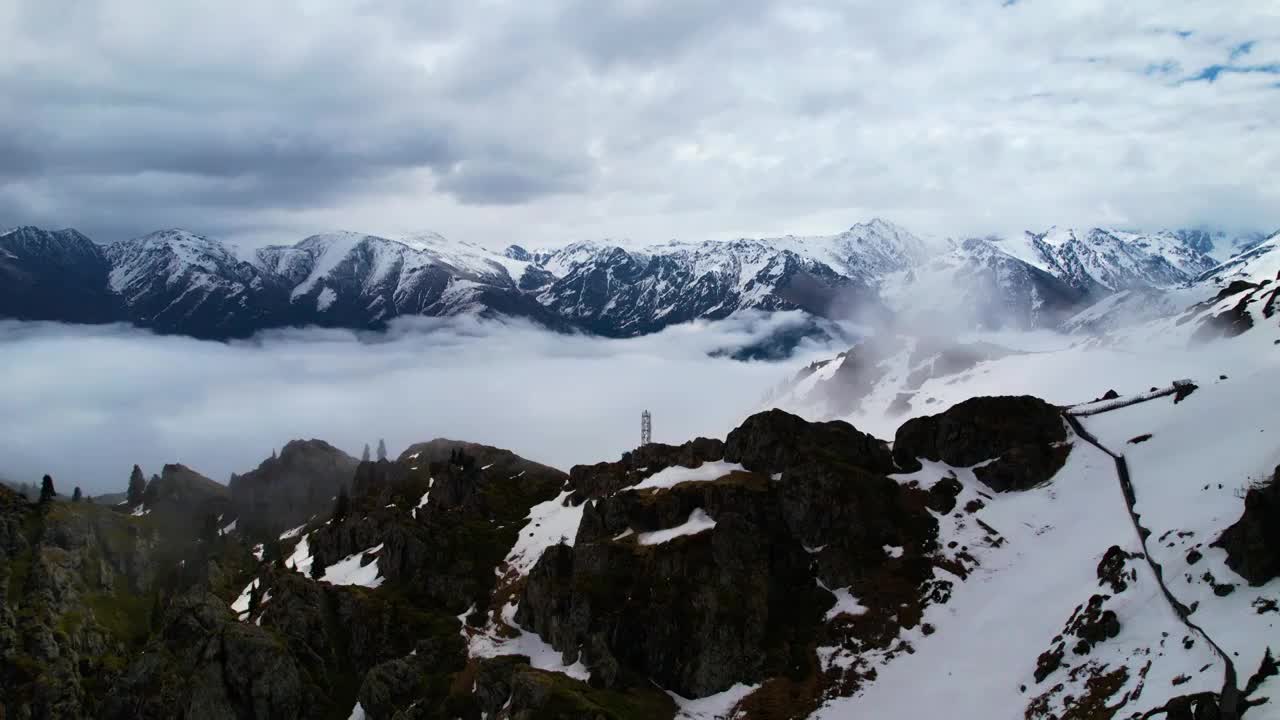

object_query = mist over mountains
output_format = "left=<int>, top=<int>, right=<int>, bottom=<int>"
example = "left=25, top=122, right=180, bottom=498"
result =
left=2, top=220, right=1269, bottom=341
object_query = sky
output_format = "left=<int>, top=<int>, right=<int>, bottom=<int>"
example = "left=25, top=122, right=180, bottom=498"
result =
left=0, top=313, right=838, bottom=494
left=1, top=1, right=1278, bottom=250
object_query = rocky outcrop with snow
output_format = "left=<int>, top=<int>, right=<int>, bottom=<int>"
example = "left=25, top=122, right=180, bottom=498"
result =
left=5, top=367, right=1278, bottom=719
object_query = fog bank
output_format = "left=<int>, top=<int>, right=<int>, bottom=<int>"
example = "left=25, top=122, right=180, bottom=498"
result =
left=0, top=313, right=836, bottom=494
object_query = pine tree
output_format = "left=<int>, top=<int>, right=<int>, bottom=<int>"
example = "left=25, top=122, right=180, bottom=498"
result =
left=127, top=465, right=146, bottom=505
left=144, top=475, right=160, bottom=505
left=201, top=513, right=220, bottom=545
left=361, top=444, right=371, bottom=462
left=72, top=487, right=82, bottom=502
left=39, top=475, right=56, bottom=503
left=310, top=556, right=325, bottom=580
left=376, top=439, right=387, bottom=461
left=333, top=486, right=351, bottom=523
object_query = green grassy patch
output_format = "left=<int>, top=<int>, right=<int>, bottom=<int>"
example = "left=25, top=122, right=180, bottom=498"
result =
left=517, top=668, right=676, bottom=720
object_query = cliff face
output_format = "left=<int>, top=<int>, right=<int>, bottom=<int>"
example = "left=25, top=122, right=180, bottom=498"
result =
left=0, top=486, right=164, bottom=717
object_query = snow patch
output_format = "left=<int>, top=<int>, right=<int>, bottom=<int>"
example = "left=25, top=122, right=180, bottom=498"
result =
left=666, top=682, right=758, bottom=720
left=504, top=491, right=583, bottom=576
left=629, top=461, right=746, bottom=492
left=279, top=523, right=306, bottom=540
left=316, top=287, right=337, bottom=311
left=638, top=509, right=717, bottom=545
left=320, top=543, right=385, bottom=588
left=465, top=600, right=591, bottom=681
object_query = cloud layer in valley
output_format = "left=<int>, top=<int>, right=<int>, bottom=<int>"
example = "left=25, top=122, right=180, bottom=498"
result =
left=1, top=1, right=1277, bottom=247
left=0, top=313, right=837, bottom=495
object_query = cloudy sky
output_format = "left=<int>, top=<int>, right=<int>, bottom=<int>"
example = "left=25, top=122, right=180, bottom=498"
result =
left=2, top=0, right=1278, bottom=249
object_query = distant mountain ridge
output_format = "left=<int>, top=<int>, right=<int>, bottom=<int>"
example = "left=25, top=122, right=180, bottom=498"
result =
left=0, top=221, right=1270, bottom=340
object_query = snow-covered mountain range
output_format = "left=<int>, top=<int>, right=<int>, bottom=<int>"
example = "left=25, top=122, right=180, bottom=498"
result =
left=3, top=222, right=1279, bottom=719
left=0, top=220, right=1271, bottom=340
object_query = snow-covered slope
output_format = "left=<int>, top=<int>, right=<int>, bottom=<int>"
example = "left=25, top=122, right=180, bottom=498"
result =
left=994, top=226, right=1223, bottom=294
left=773, top=230, right=1280, bottom=439
left=531, top=237, right=878, bottom=336
left=105, top=229, right=284, bottom=336
left=881, top=236, right=1086, bottom=331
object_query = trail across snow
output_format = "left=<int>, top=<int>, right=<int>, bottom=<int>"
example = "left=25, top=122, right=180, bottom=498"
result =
left=1065, top=410, right=1239, bottom=716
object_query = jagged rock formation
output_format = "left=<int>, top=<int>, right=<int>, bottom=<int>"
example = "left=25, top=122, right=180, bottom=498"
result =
left=518, top=408, right=942, bottom=705
left=1214, top=466, right=1280, bottom=586
left=229, top=440, right=359, bottom=539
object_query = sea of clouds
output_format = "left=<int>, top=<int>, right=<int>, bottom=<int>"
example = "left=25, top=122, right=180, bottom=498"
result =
left=0, top=312, right=840, bottom=494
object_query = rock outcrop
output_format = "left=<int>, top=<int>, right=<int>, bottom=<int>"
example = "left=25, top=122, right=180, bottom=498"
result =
left=518, top=409, right=941, bottom=700
left=724, top=408, right=895, bottom=476
left=893, top=395, right=1070, bottom=491
left=229, top=440, right=359, bottom=538
left=1213, top=466, right=1280, bottom=585
left=567, top=437, right=725, bottom=501
left=103, top=593, right=306, bottom=720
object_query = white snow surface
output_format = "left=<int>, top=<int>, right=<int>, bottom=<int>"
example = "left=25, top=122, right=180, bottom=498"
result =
left=1084, top=372, right=1280, bottom=678
left=346, top=701, right=366, bottom=720
left=629, top=461, right=746, bottom=492
left=279, top=523, right=306, bottom=540
left=503, top=491, right=583, bottom=576
left=464, top=600, right=590, bottom=681
left=666, top=682, right=758, bottom=720
left=316, top=287, right=337, bottom=311
left=230, top=577, right=260, bottom=619
left=288, top=231, right=370, bottom=299
left=285, top=533, right=313, bottom=576
left=818, top=581, right=868, bottom=621
left=319, top=543, right=385, bottom=588
left=817, top=429, right=1225, bottom=719
left=638, top=509, right=717, bottom=545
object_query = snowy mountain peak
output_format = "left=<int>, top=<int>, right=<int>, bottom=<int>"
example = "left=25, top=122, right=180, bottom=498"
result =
left=1197, top=230, right=1280, bottom=285
left=106, top=229, right=244, bottom=294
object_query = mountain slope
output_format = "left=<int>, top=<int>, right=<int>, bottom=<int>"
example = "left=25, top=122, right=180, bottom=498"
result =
left=0, top=221, right=1272, bottom=340
left=0, top=226, right=123, bottom=323
left=8, top=386, right=1274, bottom=718
left=106, top=229, right=288, bottom=337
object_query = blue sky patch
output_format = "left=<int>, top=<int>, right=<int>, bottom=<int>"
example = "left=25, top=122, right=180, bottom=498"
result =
left=1182, top=62, right=1280, bottom=84
left=1229, top=41, right=1255, bottom=61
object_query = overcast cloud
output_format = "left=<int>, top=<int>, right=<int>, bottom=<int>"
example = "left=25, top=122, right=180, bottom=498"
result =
left=0, top=313, right=836, bottom=494
left=1, top=0, right=1277, bottom=248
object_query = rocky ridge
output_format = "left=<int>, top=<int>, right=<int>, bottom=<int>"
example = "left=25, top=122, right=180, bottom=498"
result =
left=4, top=387, right=1274, bottom=719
